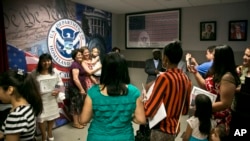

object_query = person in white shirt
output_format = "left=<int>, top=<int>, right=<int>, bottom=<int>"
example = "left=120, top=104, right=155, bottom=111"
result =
left=183, top=94, right=216, bottom=141
left=91, top=47, right=102, bottom=77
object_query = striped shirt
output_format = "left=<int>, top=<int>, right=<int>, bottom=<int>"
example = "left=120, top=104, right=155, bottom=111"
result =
left=1, top=105, right=36, bottom=141
left=145, top=68, right=191, bottom=134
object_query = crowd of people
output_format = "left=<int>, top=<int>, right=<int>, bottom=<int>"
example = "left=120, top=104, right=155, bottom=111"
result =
left=141, top=43, right=249, bottom=141
left=0, top=43, right=249, bottom=141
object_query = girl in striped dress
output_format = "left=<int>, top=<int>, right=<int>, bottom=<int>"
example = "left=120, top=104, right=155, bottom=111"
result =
left=0, top=69, right=43, bottom=141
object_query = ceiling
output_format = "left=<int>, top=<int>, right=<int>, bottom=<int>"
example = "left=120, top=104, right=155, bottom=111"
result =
left=71, top=0, right=248, bottom=14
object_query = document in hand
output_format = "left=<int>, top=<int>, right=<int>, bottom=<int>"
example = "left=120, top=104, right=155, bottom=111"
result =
left=143, top=82, right=167, bottom=129
left=54, top=85, right=66, bottom=92
left=148, top=103, right=167, bottom=129
left=190, top=86, right=217, bottom=106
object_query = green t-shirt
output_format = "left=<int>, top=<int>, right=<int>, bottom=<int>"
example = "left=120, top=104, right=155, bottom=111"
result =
left=87, top=84, right=140, bottom=141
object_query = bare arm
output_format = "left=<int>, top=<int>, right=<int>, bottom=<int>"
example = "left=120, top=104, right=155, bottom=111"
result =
left=79, top=95, right=93, bottom=124
left=5, top=133, right=20, bottom=141
left=182, top=124, right=192, bottom=141
left=72, top=68, right=85, bottom=94
left=133, top=97, right=146, bottom=124
left=191, top=57, right=199, bottom=66
left=82, top=61, right=101, bottom=74
left=90, top=75, right=98, bottom=84
left=0, top=132, right=3, bottom=140
left=92, top=56, right=100, bottom=64
left=188, top=65, right=206, bottom=89
left=212, top=73, right=236, bottom=112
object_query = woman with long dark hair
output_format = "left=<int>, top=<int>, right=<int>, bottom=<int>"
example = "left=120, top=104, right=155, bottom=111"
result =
left=188, top=45, right=240, bottom=136
left=32, top=53, right=64, bottom=141
left=79, top=52, right=146, bottom=141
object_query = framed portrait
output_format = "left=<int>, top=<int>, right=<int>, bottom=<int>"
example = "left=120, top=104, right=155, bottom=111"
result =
left=200, top=21, right=216, bottom=41
left=125, top=9, right=181, bottom=49
left=229, top=20, right=248, bottom=41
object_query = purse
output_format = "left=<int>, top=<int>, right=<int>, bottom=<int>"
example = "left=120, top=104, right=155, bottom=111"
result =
left=135, top=123, right=150, bottom=141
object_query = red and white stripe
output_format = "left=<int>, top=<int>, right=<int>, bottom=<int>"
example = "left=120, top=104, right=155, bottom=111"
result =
left=25, top=52, right=39, bottom=72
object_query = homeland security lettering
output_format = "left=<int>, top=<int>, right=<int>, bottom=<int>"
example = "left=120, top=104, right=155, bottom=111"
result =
left=49, top=45, right=71, bottom=66
left=55, top=20, right=82, bottom=31
left=47, top=19, right=86, bottom=67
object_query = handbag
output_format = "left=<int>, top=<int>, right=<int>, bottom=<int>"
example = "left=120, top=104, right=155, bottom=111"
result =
left=135, top=123, right=150, bottom=141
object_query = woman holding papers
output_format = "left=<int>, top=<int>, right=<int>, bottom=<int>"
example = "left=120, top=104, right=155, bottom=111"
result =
left=144, top=41, right=192, bottom=141
left=32, top=53, right=64, bottom=141
left=79, top=52, right=146, bottom=141
left=188, top=45, right=240, bottom=136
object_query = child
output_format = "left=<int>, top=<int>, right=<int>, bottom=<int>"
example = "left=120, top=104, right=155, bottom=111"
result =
left=0, top=69, right=43, bottom=141
left=183, top=94, right=216, bottom=141
left=91, top=47, right=102, bottom=77
left=210, top=124, right=227, bottom=141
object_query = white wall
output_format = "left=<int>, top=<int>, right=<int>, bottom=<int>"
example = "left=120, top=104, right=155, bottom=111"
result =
left=112, top=1, right=250, bottom=88
left=182, top=2, right=250, bottom=52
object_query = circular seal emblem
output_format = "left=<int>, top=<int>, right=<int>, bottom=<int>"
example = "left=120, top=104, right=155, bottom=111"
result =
left=48, top=19, right=86, bottom=67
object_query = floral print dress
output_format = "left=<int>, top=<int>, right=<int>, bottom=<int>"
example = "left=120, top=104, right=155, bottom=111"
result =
left=205, top=76, right=232, bottom=131
left=84, top=62, right=94, bottom=89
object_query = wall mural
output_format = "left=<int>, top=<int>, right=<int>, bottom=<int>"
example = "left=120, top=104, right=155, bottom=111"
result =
left=3, top=0, right=112, bottom=133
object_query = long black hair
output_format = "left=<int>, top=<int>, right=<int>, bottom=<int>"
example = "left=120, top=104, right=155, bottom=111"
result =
left=100, top=52, right=130, bottom=96
left=36, top=53, right=54, bottom=74
left=194, top=94, right=212, bottom=135
left=0, top=69, right=43, bottom=116
left=208, top=45, right=240, bottom=86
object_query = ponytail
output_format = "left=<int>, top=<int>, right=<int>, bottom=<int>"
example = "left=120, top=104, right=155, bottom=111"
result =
left=0, top=69, right=43, bottom=116
left=20, top=73, right=43, bottom=116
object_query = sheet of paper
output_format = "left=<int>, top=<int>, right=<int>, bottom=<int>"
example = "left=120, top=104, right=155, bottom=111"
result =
left=39, top=78, right=58, bottom=93
left=145, top=82, right=155, bottom=99
left=143, top=82, right=167, bottom=129
left=54, top=85, right=65, bottom=92
left=190, top=86, right=217, bottom=106
left=148, top=103, right=167, bottom=129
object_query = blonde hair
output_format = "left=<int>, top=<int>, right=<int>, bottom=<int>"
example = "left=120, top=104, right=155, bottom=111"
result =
left=92, top=47, right=100, bottom=53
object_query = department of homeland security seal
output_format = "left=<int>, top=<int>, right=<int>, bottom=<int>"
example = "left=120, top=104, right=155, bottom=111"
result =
left=48, top=19, right=86, bottom=67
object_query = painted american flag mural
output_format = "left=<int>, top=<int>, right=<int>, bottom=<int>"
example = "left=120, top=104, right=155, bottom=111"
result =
left=7, top=44, right=39, bottom=73
left=4, top=0, right=112, bottom=134
left=7, top=44, right=70, bottom=82
left=7, top=44, right=71, bottom=131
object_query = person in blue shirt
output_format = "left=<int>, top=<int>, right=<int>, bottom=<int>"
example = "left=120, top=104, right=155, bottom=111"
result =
left=186, top=45, right=216, bottom=78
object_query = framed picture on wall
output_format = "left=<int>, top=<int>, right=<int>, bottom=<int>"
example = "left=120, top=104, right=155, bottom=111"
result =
left=200, top=21, right=216, bottom=41
left=229, top=20, right=248, bottom=41
left=125, top=9, right=181, bottom=49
